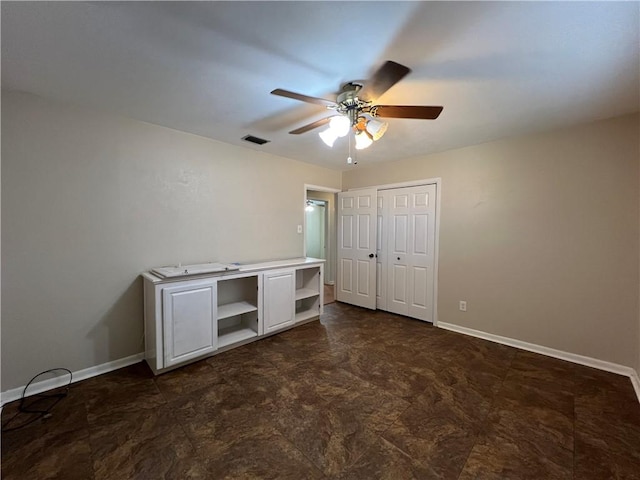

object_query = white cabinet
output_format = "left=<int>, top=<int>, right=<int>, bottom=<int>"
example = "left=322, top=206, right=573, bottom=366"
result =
left=263, top=269, right=295, bottom=334
left=162, top=281, right=217, bottom=368
left=143, top=258, right=324, bottom=374
left=263, top=264, right=324, bottom=332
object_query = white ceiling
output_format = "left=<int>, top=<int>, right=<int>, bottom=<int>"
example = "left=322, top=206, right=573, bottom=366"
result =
left=2, top=1, right=639, bottom=170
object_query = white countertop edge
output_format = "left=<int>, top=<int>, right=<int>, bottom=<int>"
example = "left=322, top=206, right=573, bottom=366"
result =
left=142, top=257, right=325, bottom=283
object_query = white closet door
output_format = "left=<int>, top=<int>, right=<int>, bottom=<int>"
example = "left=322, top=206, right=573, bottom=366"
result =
left=337, top=188, right=378, bottom=309
left=385, top=184, right=436, bottom=322
left=376, top=193, right=388, bottom=310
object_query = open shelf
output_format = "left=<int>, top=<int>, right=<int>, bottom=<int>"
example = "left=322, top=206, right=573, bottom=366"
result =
left=218, top=324, right=258, bottom=348
left=217, top=301, right=258, bottom=320
left=295, top=288, right=319, bottom=301
left=296, top=267, right=320, bottom=290
left=216, top=274, right=260, bottom=347
left=295, top=309, right=319, bottom=323
left=295, top=292, right=320, bottom=323
left=293, top=266, right=321, bottom=324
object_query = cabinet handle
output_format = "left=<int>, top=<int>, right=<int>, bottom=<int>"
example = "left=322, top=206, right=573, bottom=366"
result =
left=397, top=257, right=400, bottom=261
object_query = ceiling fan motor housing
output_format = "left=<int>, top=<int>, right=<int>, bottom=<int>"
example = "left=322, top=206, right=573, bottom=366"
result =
left=337, top=84, right=370, bottom=125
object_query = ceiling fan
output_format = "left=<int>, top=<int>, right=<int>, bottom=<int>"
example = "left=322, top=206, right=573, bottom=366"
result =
left=271, top=61, right=443, bottom=151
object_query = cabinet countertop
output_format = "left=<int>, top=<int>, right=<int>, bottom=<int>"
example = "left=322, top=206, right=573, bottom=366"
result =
left=142, top=257, right=324, bottom=284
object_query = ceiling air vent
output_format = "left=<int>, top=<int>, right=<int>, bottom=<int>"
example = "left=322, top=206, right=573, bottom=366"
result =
left=242, top=135, right=270, bottom=145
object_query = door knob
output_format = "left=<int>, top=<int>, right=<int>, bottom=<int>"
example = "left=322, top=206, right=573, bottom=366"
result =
left=369, top=253, right=375, bottom=258
left=397, top=257, right=401, bottom=261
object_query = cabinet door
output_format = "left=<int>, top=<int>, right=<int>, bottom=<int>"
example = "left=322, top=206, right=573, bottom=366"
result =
left=163, top=282, right=217, bottom=368
left=263, top=270, right=295, bottom=334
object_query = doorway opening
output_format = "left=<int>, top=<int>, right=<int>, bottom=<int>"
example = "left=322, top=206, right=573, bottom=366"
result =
left=305, top=185, right=339, bottom=305
left=305, top=199, right=327, bottom=260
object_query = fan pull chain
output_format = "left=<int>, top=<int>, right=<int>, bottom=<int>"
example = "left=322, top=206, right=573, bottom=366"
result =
left=347, top=128, right=356, bottom=165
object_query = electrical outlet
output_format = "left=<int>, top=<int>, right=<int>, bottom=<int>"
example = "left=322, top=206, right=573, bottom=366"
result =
left=459, top=300, right=467, bottom=312
left=297, top=225, right=303, bottom=234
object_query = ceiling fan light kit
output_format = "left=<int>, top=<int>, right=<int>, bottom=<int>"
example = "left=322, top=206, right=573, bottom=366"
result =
left=271, top=60, right=443, bottom=162
left=328, top=115, right=351, bottom=137
left=355, top=130, right=373, bottom=150
left=319, top=128, right=338, bottom=147
left=364, top=117, right=388, bottom=141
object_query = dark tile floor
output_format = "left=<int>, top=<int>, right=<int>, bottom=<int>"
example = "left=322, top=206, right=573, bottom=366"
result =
left=324, top=284, right=335, bottom=305
left=2, top=302, right=640, bottom=479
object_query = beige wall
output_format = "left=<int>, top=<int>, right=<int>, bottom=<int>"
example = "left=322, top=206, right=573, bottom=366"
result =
left=1, top=91, right=341, bottom=391
left=344, top=114, right=640, bottom=369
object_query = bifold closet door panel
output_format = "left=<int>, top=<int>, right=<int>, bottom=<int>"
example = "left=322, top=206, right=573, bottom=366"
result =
left=382, top=184, right=436, bottom=322
left=337, top=188, right=378, bottom=309
left=386, top=188, right=411, bottom=316
left=376, top=194, right=387, bottom=310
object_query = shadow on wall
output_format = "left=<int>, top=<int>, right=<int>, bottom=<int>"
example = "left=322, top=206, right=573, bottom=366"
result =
left=87, top=278, right=144, bottom=365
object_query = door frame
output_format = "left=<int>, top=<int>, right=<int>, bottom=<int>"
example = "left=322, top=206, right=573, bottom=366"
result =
left=304, top=184, right=341, bottom=285
left=347, top=178, right=441, bottom=326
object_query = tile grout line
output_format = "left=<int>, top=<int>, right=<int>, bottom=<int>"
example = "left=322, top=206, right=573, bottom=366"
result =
left=83, top=399, right=98, bottom=480
left=268, top=411, right=331, bottom=478
left=455, top=347, right=518, bottom=480
left=151, top=364, right=229, bottom=478
left=571, top=369, right=577, bottom=480
left=266, top=335, right=417, bottom=477
left=168, top=401, right=210, bottom=475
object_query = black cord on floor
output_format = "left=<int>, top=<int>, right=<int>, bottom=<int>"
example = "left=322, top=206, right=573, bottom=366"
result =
left=1, top=368, right=72, bottom=432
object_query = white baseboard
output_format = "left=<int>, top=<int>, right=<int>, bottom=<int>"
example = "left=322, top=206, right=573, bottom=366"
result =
left=438, top=322, right=640, bottom=404
left=631, top=369, right=640, bottom=403
left=0, top=352, right=144, bottom=406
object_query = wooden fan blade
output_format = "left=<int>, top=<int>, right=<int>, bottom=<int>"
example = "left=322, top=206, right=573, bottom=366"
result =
left=358, top=61, right=411, bottom=102
left=373, top=105, right=443, bottom=120
left=289, top=117, right=331, bottom=134
left=271, top=89, right=337, bottom=107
